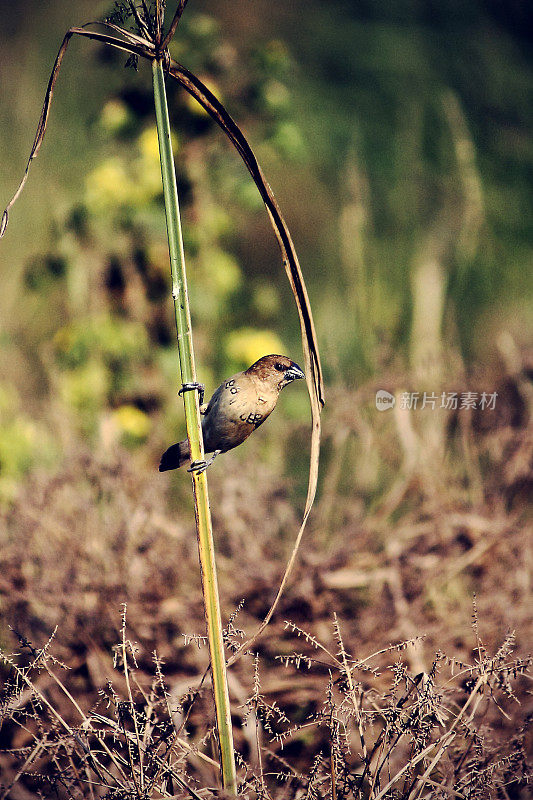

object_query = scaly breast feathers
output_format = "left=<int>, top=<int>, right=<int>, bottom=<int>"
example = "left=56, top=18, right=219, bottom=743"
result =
left=201, top=379, right=275, bottom=453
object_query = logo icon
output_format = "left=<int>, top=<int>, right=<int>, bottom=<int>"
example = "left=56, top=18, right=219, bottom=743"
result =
left=376, top=390, right=396, bottom=411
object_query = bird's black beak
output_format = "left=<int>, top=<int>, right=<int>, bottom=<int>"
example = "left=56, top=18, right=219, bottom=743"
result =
left=284, top=362, right=305, bottom=383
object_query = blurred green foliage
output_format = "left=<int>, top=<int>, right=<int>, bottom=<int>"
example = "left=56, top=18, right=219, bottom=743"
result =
left=0, top=385, right=56, bottom=501
left=52, top=316, right=151, bottom=435
left=0, top=0, right=531, bottom=496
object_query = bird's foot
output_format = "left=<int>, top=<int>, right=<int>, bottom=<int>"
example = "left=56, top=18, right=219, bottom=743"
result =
left=178, top=382, right=205, bottom=407
left=187, top=450, right=221, bottom=474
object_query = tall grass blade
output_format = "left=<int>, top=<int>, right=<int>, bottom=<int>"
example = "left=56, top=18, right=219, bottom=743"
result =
left=151, top=57, right=237, bottom=794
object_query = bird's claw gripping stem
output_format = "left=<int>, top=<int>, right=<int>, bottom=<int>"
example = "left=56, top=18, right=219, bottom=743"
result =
left=178, top=381, right=205, bottom=407
left=187, top=450, right=221, bottom=475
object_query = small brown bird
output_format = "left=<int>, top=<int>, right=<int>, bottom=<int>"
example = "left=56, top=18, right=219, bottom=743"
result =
left=159, top=354, right=305, bottom=473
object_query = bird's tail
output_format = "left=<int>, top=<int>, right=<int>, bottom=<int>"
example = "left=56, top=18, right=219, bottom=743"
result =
left=159, top=440, right=190, bottom=471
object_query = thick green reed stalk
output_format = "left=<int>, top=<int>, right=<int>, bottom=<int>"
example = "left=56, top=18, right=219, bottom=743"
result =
left=152, top=58, right=237, bottom=794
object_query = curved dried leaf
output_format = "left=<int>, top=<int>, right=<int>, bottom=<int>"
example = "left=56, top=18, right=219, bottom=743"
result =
left=86, top=21, right=154, bottom=49
left=160, top=0, right=190, bottom=51
left=167, top=61, right=324, bottom=411
left=0, top=27, right=153, bottom=239
left=166, top=61, right=324, bottom=661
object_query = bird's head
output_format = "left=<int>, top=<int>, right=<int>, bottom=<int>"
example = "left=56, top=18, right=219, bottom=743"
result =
left=245, top=354, right=305, bottom=391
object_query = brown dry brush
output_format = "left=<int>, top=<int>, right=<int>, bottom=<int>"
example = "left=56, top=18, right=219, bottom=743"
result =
left=0, top=359, right=531, bottom=797
left=0, top=359, right=531, bottom=796
left=0, top=610, right=530, bottom=799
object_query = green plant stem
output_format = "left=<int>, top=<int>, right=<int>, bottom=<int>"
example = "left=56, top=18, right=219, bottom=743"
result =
left=152, top=58, right=237, bottom=795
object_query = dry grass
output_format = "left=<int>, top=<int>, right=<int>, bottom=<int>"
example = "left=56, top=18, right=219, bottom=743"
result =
left=0, top=364, right=531, bottom=798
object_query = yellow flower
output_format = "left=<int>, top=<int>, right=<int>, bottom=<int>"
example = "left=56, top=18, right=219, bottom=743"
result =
left=99, top=99, right=131, bottom=134
left=208, top=250, right=242, bottom=295
left=224, top=328, right=285, bottom=368
left=85, top=158, right=134, bottom=212
left=112, top=405, right=151, bottom=442
left=139, top=125, right=178, bottom=162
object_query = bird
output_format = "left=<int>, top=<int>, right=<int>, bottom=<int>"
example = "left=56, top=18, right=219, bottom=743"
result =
left=159, top=354, right=305, bottom=473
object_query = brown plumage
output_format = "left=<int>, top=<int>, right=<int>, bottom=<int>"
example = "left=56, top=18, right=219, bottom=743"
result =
left=159, top=354, right=305, bottom=472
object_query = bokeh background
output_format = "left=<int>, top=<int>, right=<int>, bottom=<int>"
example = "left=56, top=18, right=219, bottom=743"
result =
left=0, top=0, right=531, bottom=795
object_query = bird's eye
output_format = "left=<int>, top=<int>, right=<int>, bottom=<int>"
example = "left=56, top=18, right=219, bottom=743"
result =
left=275, top=362, right=287, bottom=372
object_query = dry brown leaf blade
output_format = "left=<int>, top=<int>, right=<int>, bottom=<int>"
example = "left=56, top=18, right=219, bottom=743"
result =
left=166, top=61, right=325, bottom=661
left=87, top=20, right=156, bottom=49
left=160, top=0, right=190, bottom=51
left=0, top=27, right=154, bottom=239
left=167, top=61, right=324, bottom=410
